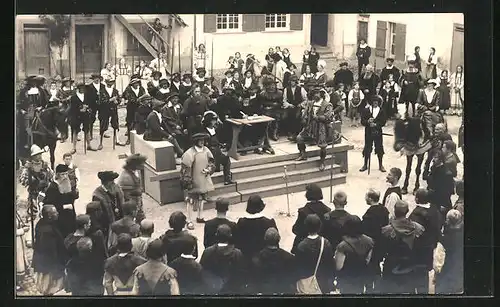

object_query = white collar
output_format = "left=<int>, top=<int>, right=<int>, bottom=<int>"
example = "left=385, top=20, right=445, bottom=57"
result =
left=118, top=252, right=128, bottom=257
left=181, top=254, right=196, bottom=259
left=182, top=81, right=192, bottom=87
left=27, top=87, right=40, bottom=95
left=217, top=243, right=228, bottom=247
left=93, top=83, right=100, bottom=90
left=159, top=88, right=170, bottom=94
left=307, top=234, right=319, bottom=239
left=132, top=87, right=140, bottom=95
left=416, top=203, right=431, bottom=209
left=62, top=86, right=73, bottom=91
left=101, top=185, right=108, bottom=192
left=152, top=80, right=159, bottom=86
left=206, top=127, right=216, bottom=135
left=386, top=65, right=393, bottom=69
left=76, top=92, right=84, bottom=101
left=250, top=94, right=257, bottom=99
left=245, top=212, right=264, bottom=219
left=389, top=183, right=400, bottom=188
left=194, top=146, right=204, bottom=153
left=359, top=43, right=368, bottom=48
left=105, top=86, right=114, bottom=95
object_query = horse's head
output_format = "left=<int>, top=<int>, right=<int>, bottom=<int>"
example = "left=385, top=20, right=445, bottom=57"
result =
left=393, top=117, right=422, bottom=152
left=39, top=106, right=66, bottom=133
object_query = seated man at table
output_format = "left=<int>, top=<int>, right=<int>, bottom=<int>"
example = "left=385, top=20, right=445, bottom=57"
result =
left=143, top=98, right=185, bottom=160
left=239, top=87, right=265, bottom=154
left=202, top=111, right=236, bottom=185
left=162, top=93, right=188, bottom=151
left=212, top=84, right=243, bottom=147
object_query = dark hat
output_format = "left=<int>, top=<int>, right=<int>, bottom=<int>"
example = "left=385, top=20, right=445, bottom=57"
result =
left=196, top=67, right=206, bottom=74
left=200, top=86, right=211, bottom=95
left=55, top=164, right=69, bottom=173
left=370, top=95, right=383, bottom=105
left=159, top=78, right=169, bottom=86
left=386, top=58, right=395, bottom=63
left=339, top=62, right=348, bottom=67
left=202, top=110, right=219, bottom=124
left=151, top=70, right=162, bottom=78
left=172, top=72, right=181, bottom=79
left=407, top=59, right=416, bottom=65
left=224, top=70, right=233, bottom=76
left=182, top=73, right=192, bottom=80
left=191, top=132, right=210, bottom=141
left=61, top=77, right=74, bottom=84
left=130, top=78, right=141, bottom=85
left=325, top=80, right=336, bottom=87
left=130, top=73, right=141, bottom=80
left=425, top=78, right=438, bottom=85
left=305, top=183, right=323, bottom=201
left=125, top=153, right=147, bottom=166
left=271, top=53, right=282, bottom=62
left=244, top=69, right=254, bottom=76
left=105, top=78, right=116, bottom=84
left=25, top=75, right=37, bottom=82
left=76, top=82, right=86, bottom=89
left=97, top=171, right=119, bottom=182
left=167, top=93, right=179, bottom=101
left=246, top=195, right=265, bottom=214
left=90, top=73, right=103, bottom=80
left=34, top=75, right=46, bottom=81
left=151, top=98, right=165, bottom=109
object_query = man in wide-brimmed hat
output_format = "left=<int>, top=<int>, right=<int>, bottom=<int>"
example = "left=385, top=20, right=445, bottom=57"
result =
left=147, top=70, right=163, bottom=97
left=169, top=73, right=181, bottom=93
left=92, top=170, right=125, bottom=245
left=194, top=67, right=207, bottom=86
left=180, top=132, right=215, bottom=226
left=380, top=57, right=401, bottom=83
left=41, top=164, right=78, bottom=238
left=179, top=73, right=194, bottom=102
left=143, top=98, right=185, bottom=158
left=282, top=74, right=308, bottom=141
left=296, top=87, right=335, bottom=171
left=260, top=76, right=284, bottom=144
left=117, top=153, right=147, bottom=224
left=162, top=92, right=188, bottom=151
left=95, top=78, right=121, bottom=150
left=85, top=73, right=106, bottom=140
left=121, top=77, right=147, bottom=145
left=400, top=59, right=423, bottom=117
left=202, top=111, right=235, bottom=185
left=220, top=70, right=234, bottom=89
left=359, top=95, right=387, bottom=173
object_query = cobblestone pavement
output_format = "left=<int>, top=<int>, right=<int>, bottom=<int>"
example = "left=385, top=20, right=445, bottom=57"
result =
left=16, top=111, right=463, bottom=296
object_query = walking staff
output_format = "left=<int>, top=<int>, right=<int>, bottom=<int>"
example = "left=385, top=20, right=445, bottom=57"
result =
left=69, top=28, right=74, bottom=143
left=83, top=47, right=87, bottom=155
left=170, top=38, right=174, bottom=74
left=113, top=48, right=117, bottom=150
left=210, top=38, right=214, bottom=78
left=178, top=40, right=181, bottom=73
left=283, top=166, right=291, bottom=217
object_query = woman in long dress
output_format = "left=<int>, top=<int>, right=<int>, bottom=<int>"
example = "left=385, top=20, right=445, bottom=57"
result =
left=100, top=63, right=115, bottom=82
left=437, top=70, right=451, bottom=114
left=308, top=47, right=320, bottom=74
left=194, top=44, right=209, bottom=74
left=425, top=47, right=438, bottom=79
left=449, top=65, right=464, bottom=115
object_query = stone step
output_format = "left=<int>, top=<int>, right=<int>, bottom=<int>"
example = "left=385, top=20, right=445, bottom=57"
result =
left=235, top=164, right=342, bottom=191
left=205, top=192, right=241, bottom=208
left=239, top=173, right=347, bottom=203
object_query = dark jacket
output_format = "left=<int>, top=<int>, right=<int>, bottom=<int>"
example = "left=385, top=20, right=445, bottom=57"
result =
left=409, top=204, right=443, bottom=269
left=427, top=163, right=455, bottom=209
left=66, top=253, right=105, bottom=295
left=92, top=185, right=125, bottom=238
left=362, top=204, right=389, bottom=272
left=85, top=83, right=106, bottom=111
left=169, top=256, right=206, bottom=294
left=203, top=217, right=237, bottom=248
left=143, top=111, right=171, bottom=141
left=160, top=230, right=199, bottom=264
left=200, top=244, right=245, bottom=294
left=417, top=89, right=441, bottom=112
left=251, top=247, right=296, bottom=294
left=32, top=218, right=67, bottom=275
left=291, top=201, right=331, bottom=254
left=322, top=209, right=353, bottom=251
left=333, top=69, right=354, bottom=88
left=436, top=224, right=464, bottom=294
left=43, top=182, right=78, bottom=238
left=235, top=216, right=278, bottom=259
left=295, top=236, right=336, bottom=293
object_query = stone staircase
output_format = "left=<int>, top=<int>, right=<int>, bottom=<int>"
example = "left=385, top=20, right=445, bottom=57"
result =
left=172, top=144, right=352, bottom=209
left=313, top=45, right=335, bottom=60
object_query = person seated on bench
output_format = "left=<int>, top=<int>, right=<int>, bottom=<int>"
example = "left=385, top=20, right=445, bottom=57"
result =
left=143, top=98, right=185, bottom=160
left=202, top=111, right=236, bottom=185
left=162, top=93, right=188, bottom=152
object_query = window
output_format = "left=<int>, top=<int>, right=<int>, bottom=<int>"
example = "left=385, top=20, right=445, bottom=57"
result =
left=216, top=14, right=240, bottom=31
left=265, top=14, right=287, bottom=29
left=388, top=22, right=396, bottom=56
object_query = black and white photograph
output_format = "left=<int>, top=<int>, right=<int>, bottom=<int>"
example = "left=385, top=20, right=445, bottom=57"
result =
left=15, top=13, right=467, bottom=296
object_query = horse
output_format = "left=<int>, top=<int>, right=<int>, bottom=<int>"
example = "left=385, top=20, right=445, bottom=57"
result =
left=30, top=105, right=67, bottom=170
left=393, top=107, right=446, bottom=194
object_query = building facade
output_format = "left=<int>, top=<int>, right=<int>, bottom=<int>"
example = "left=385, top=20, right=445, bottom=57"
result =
left=16, top=13, right=463, bottom=80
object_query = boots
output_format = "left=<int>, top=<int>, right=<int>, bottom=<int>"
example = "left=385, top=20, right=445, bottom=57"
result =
left=378, top=154, right=386, bottom=172
left=296, top=143, right=307, bottom=161
left=359, top=155, right=369, bottom=172
left=319, top=149, right=326, bottom=171
left=224, top=170, right=236, bottom=185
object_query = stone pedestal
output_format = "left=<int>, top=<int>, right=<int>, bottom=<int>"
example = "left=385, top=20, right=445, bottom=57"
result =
left=130, top=131, right=178, bottom=204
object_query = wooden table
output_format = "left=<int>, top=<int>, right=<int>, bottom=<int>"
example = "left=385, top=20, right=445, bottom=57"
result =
left=225, top=115, right=275, bottom=160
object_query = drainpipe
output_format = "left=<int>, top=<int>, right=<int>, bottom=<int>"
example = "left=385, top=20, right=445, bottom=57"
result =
left=193, top=14, right=197, bottom=49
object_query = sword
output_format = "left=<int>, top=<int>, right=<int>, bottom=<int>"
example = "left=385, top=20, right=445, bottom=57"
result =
left=283, top=166, right=291, bottom=217
left=367, top=154, right=371, bottom=175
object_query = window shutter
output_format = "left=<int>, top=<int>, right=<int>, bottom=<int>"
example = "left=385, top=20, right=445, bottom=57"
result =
left=243, top=14, right=265, bottom=32
left=394, top=23, right=407, bottom=61
left=375, top=21, right=387, bottom=58
left=289, top=14, right=303, bottom=30
left=204, top=14, right=217, bottom=33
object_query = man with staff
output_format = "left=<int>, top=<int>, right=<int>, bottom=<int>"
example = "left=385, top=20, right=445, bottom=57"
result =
left=96, top=78, right=121, bottom=150
left=86, top=74, right=106, bottom=141
left=359, top=96, right=387, bottom=173
left=68, top=82, right=93, bottom=154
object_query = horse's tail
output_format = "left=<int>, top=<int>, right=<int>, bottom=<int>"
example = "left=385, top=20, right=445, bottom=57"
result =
left=393, top=118, right=406, bottom=152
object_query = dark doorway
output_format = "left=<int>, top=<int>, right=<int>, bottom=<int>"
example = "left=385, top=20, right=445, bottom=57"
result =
left=310, top=14, right=329, bottom=46
left=24, top=27, right=51, bottom=76
left=76, top=24, right=104, bottom=74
